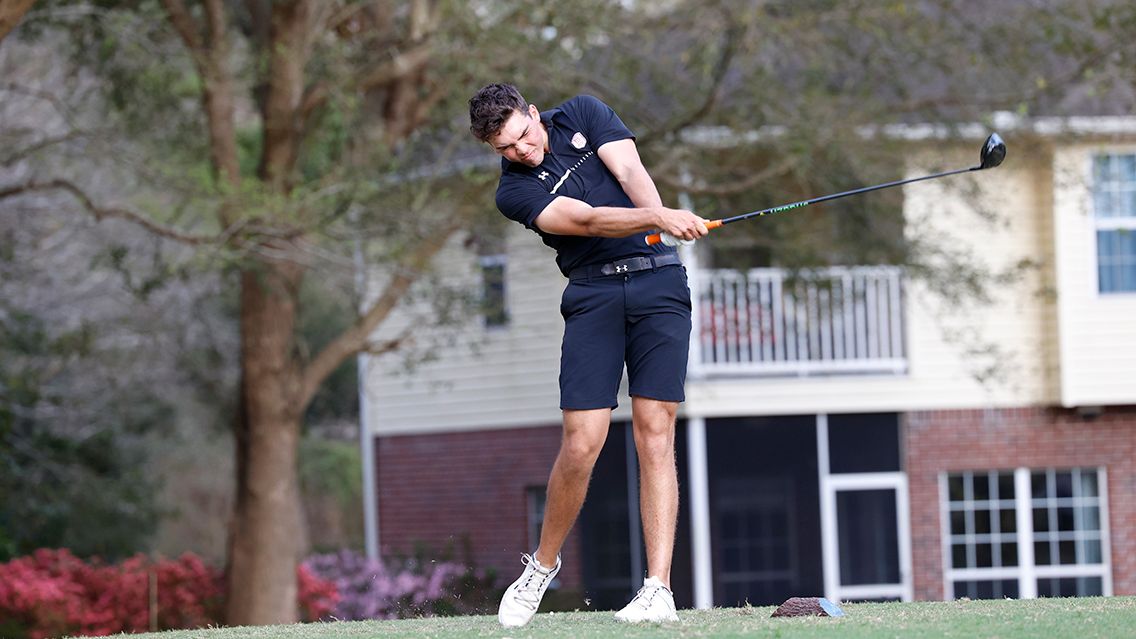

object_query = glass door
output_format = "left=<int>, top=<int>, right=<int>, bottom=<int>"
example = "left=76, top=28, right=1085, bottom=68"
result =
left=818, top=415, right=912, bottom=602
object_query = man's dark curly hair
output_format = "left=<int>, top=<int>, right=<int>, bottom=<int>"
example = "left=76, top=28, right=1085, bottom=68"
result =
left=469, top=83, right=528, bottom=142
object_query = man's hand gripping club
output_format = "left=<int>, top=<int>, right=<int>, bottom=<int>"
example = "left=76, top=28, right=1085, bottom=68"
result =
left=652, top=207, right=712, bottom=247
left=649, top=211, right=717, bottom=246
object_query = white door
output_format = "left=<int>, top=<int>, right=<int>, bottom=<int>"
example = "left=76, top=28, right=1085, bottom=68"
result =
left=817, top=417, right=912, bottom=602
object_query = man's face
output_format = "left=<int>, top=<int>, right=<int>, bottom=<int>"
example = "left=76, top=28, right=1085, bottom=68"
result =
left=487, top=105, right=546, bottom=167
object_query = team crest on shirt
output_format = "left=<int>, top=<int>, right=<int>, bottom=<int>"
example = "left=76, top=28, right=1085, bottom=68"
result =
left=571, top=132, right=587, bottom=149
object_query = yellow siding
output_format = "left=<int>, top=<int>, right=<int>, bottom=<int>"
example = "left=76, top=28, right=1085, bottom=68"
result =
left=367, top=227, right=635, bottom=435
left=1053, top=145, right=1136, bottom=406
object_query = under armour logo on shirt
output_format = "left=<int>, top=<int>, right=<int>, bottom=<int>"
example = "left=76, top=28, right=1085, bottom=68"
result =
left=615, top=265, right=628, bottom=273
left=538, top=171, right=549, bottom=181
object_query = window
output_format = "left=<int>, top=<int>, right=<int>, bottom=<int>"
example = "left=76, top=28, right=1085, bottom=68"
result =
left=1093, top=154, right=1136, bottom=293
left=943, top=468, right=1109, bottom=600
left=479, top=254, right=509, bottom=327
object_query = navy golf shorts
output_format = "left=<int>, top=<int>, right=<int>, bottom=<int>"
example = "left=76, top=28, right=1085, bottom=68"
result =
left=559, top=263, right=691, bottom=410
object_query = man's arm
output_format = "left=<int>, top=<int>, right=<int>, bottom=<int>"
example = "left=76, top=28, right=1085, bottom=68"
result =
left=596, top=139, right=664, bottom=208
left=533, top=138, right=708, bottom=240
left=533, top=197, right=703, bottom=239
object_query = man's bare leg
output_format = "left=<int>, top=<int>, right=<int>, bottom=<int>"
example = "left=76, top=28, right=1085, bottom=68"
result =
left=534, top=408, right=611, bottom=568
left=630, top=396, right=679, bottom=586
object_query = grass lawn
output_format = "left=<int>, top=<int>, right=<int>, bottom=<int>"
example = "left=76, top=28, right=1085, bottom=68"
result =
left=103, top=597, right=1136, bottom=639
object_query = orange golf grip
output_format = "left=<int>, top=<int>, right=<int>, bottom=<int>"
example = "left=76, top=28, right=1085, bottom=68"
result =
left=644, top=219, right=722, bottom=245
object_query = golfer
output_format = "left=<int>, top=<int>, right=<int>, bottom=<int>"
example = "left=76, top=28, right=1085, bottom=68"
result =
left=468, top=83, right=708, bottom=627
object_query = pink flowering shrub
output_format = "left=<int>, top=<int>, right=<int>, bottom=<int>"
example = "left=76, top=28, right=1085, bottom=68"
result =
left=0, top=548, right=338, bottom=638
left=296, top=562, right=339, bottom=622
left=303, top=549, right=496, bottom=620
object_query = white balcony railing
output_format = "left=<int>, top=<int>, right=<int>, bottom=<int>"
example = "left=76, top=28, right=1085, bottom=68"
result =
left=693, top=266, right=907, bottom=377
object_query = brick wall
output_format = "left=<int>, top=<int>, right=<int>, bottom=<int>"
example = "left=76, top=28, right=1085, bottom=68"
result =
left=905, top=406, right=1136, bottom=600
left=374, top=425, right=583, bottom=588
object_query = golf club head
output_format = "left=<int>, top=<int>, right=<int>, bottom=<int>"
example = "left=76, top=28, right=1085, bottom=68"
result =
left=979, top=132, right=1006, bottom=170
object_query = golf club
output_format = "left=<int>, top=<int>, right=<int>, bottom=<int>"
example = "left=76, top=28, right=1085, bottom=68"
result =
left=646, top=132, right=1007, bottom=246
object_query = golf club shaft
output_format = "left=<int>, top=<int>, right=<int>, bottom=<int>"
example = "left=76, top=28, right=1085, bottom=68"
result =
left=645, top=164, right=977, bottom=246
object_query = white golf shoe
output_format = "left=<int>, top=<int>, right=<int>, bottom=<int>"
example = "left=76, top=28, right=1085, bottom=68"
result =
left=497, top=553, right=561, bottom=628
left=614, top=576, right=679, bottom=623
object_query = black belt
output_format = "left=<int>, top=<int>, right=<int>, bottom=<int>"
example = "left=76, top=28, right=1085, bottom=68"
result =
left=568, top=252, right=682, bottom=281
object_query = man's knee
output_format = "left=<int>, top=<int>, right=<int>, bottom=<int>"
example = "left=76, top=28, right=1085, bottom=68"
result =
left=558, top=434, right=604, bottom=473
left=635, top=430, right=676, bottom=465
left=632, top=398, right=678, bottom=462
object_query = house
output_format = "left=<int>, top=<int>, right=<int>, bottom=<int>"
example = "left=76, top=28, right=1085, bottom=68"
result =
left=362, top=115, right=1136, bottom=609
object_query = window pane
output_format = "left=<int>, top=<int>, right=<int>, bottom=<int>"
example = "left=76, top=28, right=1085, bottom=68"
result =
left=1038, top=577, right=1103, bottom=598
left=952, top=544, right=968, bottom=569
left=1031, top=472, right=1048, bottom=499
left=1057, top=507, right=1075, bottom=532
left=949, top=475, right=965, bottom=502
left=951, top=510, right=967, bottom=536
left=1093, top=155, right=1109, bottom=183
left=954, top=579, right=1018, bottom=601
left=1033, top=508, right=1050, bottom=532
left=1085, top=540, right=1103, bottom=564
left=1000, top=542, right=1018, bottom=567
left=827, top=414, right=900, bottom=473
left=480, top=259, right=509, bottom=327
left=997, top=473, right=1015, bottom=501
left=999, top=508, right=1017, bottom=533
left=837, top=490, right=900, bottom=585
left=1055, top=472, right=1074, bottom=499
left=1081, top=506, right=1101, bottom=531
left=975, top=543, right=993, bottom=568
left=1079, top=473, right=1099, bottom=498
left=1122, top=155, right=1136, bottom=182
left=1059, top=540, right=1077, bottom=564
left=973, top=474, right=990, bottom=501
left=1098, top=230, right=1136, bottom=294
left=974, top=509, right=991, bottom=535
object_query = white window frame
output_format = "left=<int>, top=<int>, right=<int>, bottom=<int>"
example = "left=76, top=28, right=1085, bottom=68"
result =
left=1091, top=152, right=1136, bottom=295
left=940, top=467, right=1112, bottom=599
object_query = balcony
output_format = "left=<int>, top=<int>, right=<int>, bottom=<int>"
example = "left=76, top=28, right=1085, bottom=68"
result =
left=692, top=266, right=907, bottom=377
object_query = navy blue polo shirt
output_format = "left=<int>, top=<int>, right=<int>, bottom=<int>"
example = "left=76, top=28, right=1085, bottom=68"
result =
left=494, top=95, right=673, bottom=276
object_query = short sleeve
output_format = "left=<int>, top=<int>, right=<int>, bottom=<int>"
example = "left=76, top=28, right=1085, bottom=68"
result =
left=496, top=171, right=557, bottom=230
left=568, top=95, right=634, bottom=149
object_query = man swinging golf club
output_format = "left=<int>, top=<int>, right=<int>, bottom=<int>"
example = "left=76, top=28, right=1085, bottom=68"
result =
left=469, top=83, right=709, bottom=627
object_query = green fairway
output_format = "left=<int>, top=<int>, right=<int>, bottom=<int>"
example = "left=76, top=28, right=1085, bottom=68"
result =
left=96, top=597, right=1136, bottom=639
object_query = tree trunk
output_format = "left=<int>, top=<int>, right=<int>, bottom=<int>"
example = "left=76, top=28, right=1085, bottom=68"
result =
left=0, top=0, right=37, bottom=44
left=226, top=256, right=306, bottom=625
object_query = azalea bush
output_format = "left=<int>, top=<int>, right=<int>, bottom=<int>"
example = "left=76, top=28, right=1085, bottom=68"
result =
left=303, top=549, right=496, bottom=620
left=0, top=549, right=337, bottom=638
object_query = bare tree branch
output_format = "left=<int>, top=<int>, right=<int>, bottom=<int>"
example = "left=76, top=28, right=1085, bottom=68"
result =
left=0, top=179, right=218, bottom=245
left=297, top=219, right=462, bottom=409
left=0, top=0, right=37, bottom=43
left=638, top=16, right=743, bottom=146
left=2, top=131, right=84, bottom=166
left=363, top=328, right=414, bottom=357
left=358, top=42, right=432, bottom=92
left=159, top=0, right=203, bottom=53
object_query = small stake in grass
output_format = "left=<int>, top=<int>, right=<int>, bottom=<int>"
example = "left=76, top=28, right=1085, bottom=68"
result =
left=770, top=597, right=845, bottom=618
